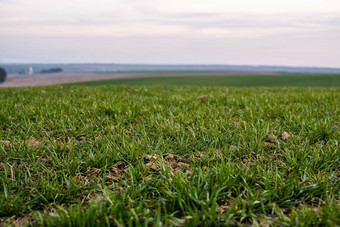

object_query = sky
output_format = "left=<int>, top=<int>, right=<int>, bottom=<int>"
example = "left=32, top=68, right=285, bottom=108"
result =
left=0, top=0, right=340, bottom=67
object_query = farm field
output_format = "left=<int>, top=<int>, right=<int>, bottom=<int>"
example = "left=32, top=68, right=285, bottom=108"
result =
left=0, top=86, right=339, bottom=226
left=2, top=73, right=340, bottom=88
left=72, top=74, right=340, bottom=87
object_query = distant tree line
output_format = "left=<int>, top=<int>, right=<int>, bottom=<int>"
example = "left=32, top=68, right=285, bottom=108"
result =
left=0, top=67, right=7, bottom=83
left=40, top=68, right=63, bottom=74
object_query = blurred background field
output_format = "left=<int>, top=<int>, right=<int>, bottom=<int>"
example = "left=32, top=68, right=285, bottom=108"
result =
left=71, top=74, right=340, bottom=87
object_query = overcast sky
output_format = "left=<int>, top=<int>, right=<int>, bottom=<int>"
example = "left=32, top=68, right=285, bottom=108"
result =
left=1, top=0, right=340, bottom=67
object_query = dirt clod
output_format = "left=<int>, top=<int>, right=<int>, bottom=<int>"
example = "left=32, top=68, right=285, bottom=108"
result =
left=216, top=201, right=231, bottom=214
left=177, top=162, right=190, bottom=168
left=146, top=162, right=158, bottom=171
left=196, top=95, right=208, bottom=101
left=0, top=163, right=6, bottom=170
left=267, top=134, right=277, bottom=143
left=105, top=175, right=120, bottom=182
left=0, top=140, right=10, bottom=150
left=164, top=154, right=174, bottom=160
left=109, top=161, right=127, bottom=181
left=262, top=142, right=276, bottom=148
left=146, top=155, right=159, bottom=160
left=28, top=137, right=41, bottom=148
left=145, top=154, right=190, bottom=173
left=281, top=131, right=291, bottom=140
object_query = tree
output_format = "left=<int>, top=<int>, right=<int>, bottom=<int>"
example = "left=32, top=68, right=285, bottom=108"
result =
left=40, top=68, right=63, bottom=74
left=0, top=67, right=7, bottom=83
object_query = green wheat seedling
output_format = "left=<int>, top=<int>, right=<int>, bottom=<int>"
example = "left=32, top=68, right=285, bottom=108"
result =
left=0, top=86, right=339, bottom=226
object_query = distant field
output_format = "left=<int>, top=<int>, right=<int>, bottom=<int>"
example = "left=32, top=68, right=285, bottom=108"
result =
left=72, top=74, right=340, bottom=86
left=0, top=86, right=339, bottom=226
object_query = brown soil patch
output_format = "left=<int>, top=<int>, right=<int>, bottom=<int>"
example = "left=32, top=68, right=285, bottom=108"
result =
left=281, top=131, right=291, bottom=140
left=28, top=137, right=42, bottom=148
left=262, top=142, right=276, bottom=149
left=0, top=71, right=277, bottom=87
left=76, top=161, right=128, bottom=185
left=196, top=95, right=208, bottom=101
left=145, top=154, right=190, bottom=173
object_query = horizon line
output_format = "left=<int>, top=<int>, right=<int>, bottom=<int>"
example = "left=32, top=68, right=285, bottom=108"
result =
left=1, top=62, right=340, bottom=70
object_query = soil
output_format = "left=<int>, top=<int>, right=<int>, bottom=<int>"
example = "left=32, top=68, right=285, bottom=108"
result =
left=0, top=71, right=274, bottom=87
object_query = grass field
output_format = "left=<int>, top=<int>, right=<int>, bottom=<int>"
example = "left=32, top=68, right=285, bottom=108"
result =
left=0, top=86, right=339, bottom=226
left=72, top=74, right=340, bottom=87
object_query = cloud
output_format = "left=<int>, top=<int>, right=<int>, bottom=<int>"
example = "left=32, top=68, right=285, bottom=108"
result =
left=0, top=0, right=340, bottom=66
left=1, top=11, right=339, bottom=40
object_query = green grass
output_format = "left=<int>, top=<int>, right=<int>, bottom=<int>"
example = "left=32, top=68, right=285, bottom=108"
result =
left=0, top=86, right=339, bottom=226
left=72, top=74, right=340, bottom=87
